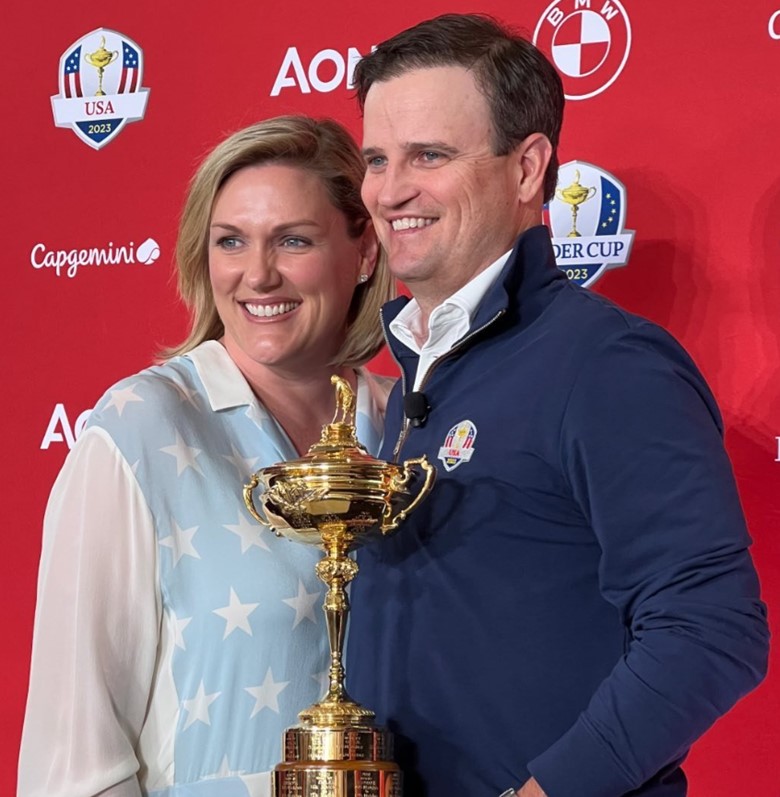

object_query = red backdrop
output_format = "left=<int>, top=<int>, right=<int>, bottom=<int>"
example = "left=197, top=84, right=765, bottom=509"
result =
left=4, top=1, right=779, bottom=794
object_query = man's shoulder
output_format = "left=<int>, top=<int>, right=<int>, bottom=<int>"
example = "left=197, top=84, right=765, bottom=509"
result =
left=557, top=282, right=654, bottom=330
left=541, top=282, right=684, bottom=355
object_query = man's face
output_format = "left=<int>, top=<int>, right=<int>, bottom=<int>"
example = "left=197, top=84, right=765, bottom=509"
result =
left=361, top=65, right=527, bottom=306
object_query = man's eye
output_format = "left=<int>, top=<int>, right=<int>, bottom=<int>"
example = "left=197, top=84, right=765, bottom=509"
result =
left=366, top=155, right=386, bottom=169
left=420, top=151, right=442, bottom=163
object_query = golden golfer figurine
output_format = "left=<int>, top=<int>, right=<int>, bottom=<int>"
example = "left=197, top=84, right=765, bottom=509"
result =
left=244, top=375, right=436, bottom=796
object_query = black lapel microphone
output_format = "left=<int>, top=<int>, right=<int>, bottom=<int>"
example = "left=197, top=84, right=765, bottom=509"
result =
left=403, top=391, right=430, bottom=428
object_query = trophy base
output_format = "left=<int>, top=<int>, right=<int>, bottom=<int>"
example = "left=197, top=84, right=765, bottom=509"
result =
left=274, top=725, right=402, bottom=797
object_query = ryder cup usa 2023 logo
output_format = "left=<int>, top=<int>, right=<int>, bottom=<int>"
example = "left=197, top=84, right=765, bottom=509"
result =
left=51, top=28, right=150, bottom=149
left=438, top=420, right=478, bottom=473
left=546, top=161, right=634, bottom=288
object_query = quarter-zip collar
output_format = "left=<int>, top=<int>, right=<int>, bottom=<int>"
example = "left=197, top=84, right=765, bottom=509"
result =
left=381, top=225, right=567, bottom=371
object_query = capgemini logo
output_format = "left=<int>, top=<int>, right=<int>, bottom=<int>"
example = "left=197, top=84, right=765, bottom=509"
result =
left=136, top=237, right=160, bottom=265
left=30, top=236, right=161, bottom=277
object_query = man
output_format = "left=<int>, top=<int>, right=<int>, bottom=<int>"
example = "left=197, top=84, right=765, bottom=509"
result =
left=346, top=13, right=769, bottom=797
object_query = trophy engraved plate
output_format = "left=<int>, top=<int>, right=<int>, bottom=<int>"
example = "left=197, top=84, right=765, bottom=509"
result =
left=244, top=376, right=435, bottom=796
left=284, top=727, right=390, bottom=761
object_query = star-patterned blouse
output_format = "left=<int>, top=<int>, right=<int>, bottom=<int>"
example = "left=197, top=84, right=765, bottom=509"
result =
left=19, top=341, right=390, bottom=797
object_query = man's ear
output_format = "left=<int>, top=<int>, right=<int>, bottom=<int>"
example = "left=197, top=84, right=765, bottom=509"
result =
left=512, top=133, right=553, bottom=205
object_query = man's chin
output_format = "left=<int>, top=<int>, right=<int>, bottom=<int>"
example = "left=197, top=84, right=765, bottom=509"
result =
left=386, top=255, right=437, bottom=284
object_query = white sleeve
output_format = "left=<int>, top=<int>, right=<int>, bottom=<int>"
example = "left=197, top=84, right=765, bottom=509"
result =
left=18, top=426, right=161, bottom=797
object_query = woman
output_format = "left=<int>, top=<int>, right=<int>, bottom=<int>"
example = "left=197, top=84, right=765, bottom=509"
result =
left=19, top=116, right=395, bottom=797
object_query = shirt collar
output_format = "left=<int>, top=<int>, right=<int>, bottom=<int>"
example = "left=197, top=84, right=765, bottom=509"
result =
left=389, top=249, right=512, bottom=352
left=184, top=340, right=385, bottom=431
left=185, top=340, right=258, bottom=411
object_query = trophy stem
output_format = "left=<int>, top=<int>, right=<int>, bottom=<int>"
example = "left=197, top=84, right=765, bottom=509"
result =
left=96, top=66, right=106, bottom=96
left=568, top=203, right=581, bottom=238
left=322, top=526, right=351, bottom=703
left=298, top=521, right=374, bottom=726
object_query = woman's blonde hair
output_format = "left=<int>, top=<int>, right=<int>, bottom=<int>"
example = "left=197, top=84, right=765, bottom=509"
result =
left=165, top=115, right=394, bottom=366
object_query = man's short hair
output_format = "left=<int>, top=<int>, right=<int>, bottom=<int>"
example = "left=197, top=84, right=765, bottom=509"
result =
left=354, top=13, right=565, bottom=203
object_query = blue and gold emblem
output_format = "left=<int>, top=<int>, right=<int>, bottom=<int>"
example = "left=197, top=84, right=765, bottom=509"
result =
left=546, top=160, right=635, bottom=287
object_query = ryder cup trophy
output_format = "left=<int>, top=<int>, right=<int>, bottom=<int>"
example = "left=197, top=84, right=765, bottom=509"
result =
left=84, top=35, right=119, bottom=96
left=243, top=376, right=435, bottom=797
left=555, top=168, right=597, bottom=238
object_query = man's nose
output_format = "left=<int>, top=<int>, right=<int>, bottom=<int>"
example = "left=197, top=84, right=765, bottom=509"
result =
left=375, top=162, right=418, bottom=209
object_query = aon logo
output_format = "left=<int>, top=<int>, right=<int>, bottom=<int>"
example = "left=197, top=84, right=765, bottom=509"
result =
left=270, top=45, right=375, bottom=95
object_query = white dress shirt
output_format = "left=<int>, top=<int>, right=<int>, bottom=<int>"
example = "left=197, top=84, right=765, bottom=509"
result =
left=389, top=251, right=511, bottom=390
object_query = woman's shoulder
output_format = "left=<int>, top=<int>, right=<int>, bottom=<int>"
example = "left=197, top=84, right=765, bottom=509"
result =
left=86, top=354, right=206, bottom=438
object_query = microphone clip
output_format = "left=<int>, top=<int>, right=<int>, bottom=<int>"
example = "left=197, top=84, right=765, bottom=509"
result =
left=404, top=391, right=430, bottom=428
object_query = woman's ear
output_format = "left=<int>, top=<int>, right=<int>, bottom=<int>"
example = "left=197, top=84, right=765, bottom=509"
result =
left=357, top=219, right=379, bottom=280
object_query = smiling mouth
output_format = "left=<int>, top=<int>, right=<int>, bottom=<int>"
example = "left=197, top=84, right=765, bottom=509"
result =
left=391, top=217, right=437, bottom=231
left=243, top=301, right=300, bottom=318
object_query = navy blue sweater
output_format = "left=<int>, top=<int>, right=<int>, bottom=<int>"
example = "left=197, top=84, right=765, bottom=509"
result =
left=347, top=227, right=768, bottom=797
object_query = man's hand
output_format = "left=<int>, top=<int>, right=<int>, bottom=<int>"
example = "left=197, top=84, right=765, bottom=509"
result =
left=515, top=777, right=548, bottom=797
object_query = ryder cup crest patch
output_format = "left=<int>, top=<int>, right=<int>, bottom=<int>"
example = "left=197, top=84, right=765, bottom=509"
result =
left=438, top=420, right=477, bottom=472
left=545, top=160, right=635, bottom=287
left=51, top=28, right=150, bottom=149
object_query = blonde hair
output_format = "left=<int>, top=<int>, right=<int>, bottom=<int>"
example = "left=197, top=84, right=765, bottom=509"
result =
left=165, top=116, right=394, bottom=366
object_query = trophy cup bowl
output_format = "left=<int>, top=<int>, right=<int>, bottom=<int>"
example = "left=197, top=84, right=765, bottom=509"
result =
left=244, top=376, right=435, bottom=797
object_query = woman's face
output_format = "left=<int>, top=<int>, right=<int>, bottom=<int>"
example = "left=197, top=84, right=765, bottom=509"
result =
left=208, top=163, right=376, bottom=377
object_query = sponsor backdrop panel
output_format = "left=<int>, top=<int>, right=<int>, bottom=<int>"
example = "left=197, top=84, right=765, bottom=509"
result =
left=3, top=1, right=778, bottom=795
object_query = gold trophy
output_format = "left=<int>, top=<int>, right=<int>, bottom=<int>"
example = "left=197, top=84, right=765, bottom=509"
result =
left=244, top=376, right=435, bottom=796
left=84, top=36, right=119, bottom=96
left=555, top=169, right=597, bottom=237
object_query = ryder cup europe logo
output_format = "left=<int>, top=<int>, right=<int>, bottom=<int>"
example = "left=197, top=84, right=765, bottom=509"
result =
left=534, top=0, right=631, bottom=100
left=546, top=161, right=635, bottom=288
left=51, top=29, right=150, bottom=149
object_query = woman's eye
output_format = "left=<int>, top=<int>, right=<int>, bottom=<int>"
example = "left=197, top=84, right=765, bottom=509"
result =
left=281, top=236, right=311, bottom=248
left=215, top=236, right=242, bottom=250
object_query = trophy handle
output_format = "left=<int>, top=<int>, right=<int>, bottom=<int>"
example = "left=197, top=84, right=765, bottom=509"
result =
left=243, top=472, right=271, bottom=527
left=381, top=455, right=436, bottom=533
left=586, top=186, right=597, bottom=199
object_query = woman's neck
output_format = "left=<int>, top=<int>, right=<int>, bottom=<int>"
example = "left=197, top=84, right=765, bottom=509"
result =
left=221, top=341, right=356, bottom=455
left=260, top=369, right=357, bottom=455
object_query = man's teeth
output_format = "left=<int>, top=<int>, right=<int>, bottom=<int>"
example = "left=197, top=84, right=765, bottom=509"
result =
left=244, top=302, right=300, bottom=318
left=391, top=217, right=435, bottom=231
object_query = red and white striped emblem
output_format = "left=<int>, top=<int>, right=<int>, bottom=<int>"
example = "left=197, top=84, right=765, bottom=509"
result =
left=534, top=0, right=632, bottom=100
